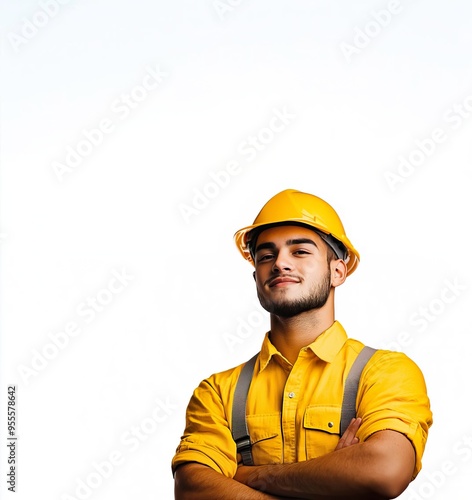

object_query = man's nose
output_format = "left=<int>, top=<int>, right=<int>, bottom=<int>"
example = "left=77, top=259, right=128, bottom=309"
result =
left=272, top=250, right=293, bottom=272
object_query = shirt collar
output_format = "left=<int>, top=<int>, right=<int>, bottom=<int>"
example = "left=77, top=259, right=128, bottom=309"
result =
left=307, top=320, right=348, bottom=362
left=258, top=320, right=348, bottom=371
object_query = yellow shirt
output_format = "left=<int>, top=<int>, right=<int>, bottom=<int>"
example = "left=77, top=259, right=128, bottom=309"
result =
left=172, top=321, right=432, bottom=479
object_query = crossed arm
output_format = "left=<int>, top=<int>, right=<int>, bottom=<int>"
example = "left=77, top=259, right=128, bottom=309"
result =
left=174, top=418, right=416, bottom=499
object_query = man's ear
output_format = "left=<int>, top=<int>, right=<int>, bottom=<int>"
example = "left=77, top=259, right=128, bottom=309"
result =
left=330, top=259, right=347, bottom=287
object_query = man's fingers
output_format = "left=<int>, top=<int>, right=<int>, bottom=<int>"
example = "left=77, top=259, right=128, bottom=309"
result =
left=336, top=417, right=362, bottom=450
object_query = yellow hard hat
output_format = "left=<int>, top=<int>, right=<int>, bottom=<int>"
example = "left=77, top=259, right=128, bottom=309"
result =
left=233, top=189, right=360, bottom=275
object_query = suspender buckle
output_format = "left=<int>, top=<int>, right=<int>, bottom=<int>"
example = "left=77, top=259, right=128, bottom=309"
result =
left=235, top=436, right=254, bottom=466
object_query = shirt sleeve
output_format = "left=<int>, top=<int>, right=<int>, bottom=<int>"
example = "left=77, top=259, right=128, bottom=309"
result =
left=171, top=375, right=238, bottom=478
left=356, top=350, right=433, bottom=479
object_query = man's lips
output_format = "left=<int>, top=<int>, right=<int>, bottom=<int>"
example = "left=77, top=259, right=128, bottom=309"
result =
left=267, top=276, right=301, bottom=287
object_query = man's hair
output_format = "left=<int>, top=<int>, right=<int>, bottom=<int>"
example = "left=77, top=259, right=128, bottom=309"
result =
left=324, top=244, right=338, bottom=265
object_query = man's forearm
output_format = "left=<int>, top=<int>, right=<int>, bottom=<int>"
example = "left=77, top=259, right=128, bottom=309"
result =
left=238, top=457, right=384, bottom=500
left=236, top=430, right=415, bottom=499
left=174, top=462, right=290, bottom=500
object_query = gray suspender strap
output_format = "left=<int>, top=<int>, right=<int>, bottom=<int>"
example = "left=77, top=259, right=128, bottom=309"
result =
left=231, top=352, right=259, bottom=466
left=231, top=345, right=377, bottom=465
left=340, top=346, right=377, bottom=435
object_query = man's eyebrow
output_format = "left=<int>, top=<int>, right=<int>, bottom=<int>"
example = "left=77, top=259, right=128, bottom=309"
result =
left=255, top=238, right=318, bottom=254
left=286, top=238, right=317, bottom=247
left=255, top=242, right=276, bottom=254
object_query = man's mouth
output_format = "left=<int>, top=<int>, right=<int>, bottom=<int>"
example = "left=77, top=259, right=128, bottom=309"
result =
left=268, top=276, right=300, bottom=287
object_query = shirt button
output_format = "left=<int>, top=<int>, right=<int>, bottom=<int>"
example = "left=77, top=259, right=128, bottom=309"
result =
left=288, top=392, right=295, bottom=398
left=328, top=422, right=334, bottom=428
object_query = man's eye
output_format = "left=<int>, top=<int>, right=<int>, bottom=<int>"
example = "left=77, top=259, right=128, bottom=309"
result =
left=257, top=254, right=274, bottom=262
left=294, top=249, right=310, bottom=255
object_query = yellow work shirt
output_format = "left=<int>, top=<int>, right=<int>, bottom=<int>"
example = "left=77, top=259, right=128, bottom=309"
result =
left=172, top=321, right=432, bottom=480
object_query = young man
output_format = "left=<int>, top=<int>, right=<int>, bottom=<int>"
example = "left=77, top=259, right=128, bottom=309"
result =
left=172, top=189, right=432, bottom=499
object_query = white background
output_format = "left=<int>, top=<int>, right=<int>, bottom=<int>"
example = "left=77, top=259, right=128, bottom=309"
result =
left=1, top=1, right=471, bottom=499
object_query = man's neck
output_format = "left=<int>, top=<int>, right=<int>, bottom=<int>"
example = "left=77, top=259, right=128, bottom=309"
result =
left=269, top=308, right=335, bottom=365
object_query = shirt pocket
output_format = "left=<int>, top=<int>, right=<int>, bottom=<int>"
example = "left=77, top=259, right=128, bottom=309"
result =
left=304, top=405, right=341, bottom=459
left=246, top=413, right=282, bottom=465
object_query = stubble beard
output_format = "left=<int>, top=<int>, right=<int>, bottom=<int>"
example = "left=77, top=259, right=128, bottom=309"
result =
left=257, top=268, right=332, bottom=318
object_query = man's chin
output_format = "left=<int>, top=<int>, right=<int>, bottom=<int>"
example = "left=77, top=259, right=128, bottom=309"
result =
left=258, top=294, right=330, bottom=318
left=259, top=300, right=312, bottom=318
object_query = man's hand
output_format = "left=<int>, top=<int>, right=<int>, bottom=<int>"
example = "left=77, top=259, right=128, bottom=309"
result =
left=335, top=417, right=362, bottom=450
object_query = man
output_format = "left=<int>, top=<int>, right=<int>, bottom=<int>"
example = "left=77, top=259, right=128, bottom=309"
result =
left=172, top=189, right=432, bottom=499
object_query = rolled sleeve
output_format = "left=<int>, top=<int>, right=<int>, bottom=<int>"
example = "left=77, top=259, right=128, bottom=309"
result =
left=356, top=351, right=433, bottom=478
left=171, top=377, right=238, bottom=477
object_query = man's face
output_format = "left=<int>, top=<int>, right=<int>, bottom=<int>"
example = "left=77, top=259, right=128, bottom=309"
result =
left=253, top=225, right=334, bottom=318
